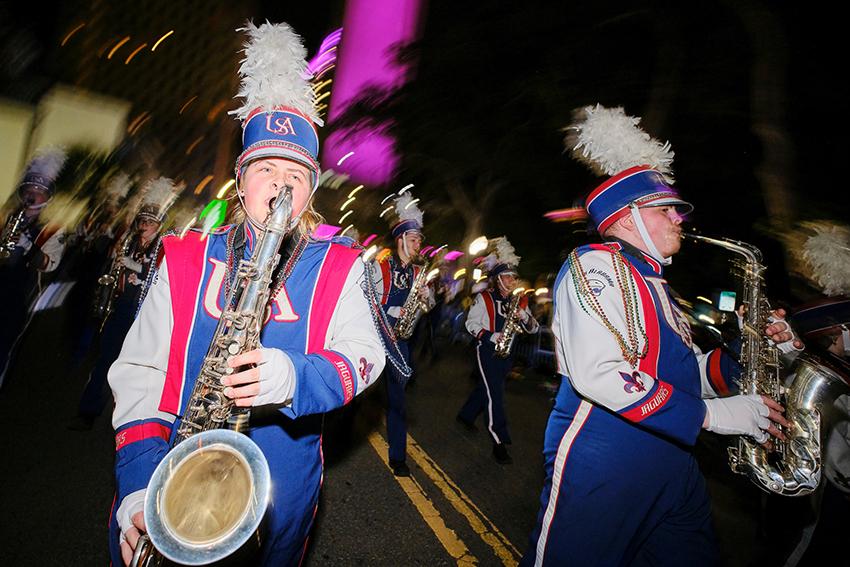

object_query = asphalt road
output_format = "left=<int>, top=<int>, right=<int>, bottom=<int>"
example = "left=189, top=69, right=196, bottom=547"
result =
left=0, top=301, right=810, bottom=566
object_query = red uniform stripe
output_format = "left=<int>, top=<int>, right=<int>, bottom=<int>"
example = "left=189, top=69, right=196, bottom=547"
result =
left=482, top=292, right=496, bottom=331
left=708, top=349, right=730, bottom=396
left=114, top=422, right=171, bottom=451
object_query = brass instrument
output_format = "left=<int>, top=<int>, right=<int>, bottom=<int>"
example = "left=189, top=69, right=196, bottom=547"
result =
left=687, top=233, right=850, bottom=496
left=92, top=232, right=133, bottom=323
left=0, top=208, right=28, bottom=260
left=132, top=189, right=295, bottom=566
left=494, top=291, right=523, bottom=359
left=393, top=259, right=435, bottom=340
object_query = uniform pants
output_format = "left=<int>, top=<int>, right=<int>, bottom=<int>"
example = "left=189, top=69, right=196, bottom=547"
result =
left=458, top=342, right=512, bottom=444
left=385, top=340, right=410, bottom=463
left=522, top=377, right=718, bottom=566
left=78, top=296, right=136, bottom=418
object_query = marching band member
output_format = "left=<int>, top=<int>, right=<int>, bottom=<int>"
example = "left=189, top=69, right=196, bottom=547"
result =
left=372, top=192, right=434, bottom=476
left=457, top=236, right=538, bottom=464
left=70, top=178, right=175, bottom=430
left=108, top=22, right=387, bottom=566
left=0, top=147, right=67, bottom=388
left=523, top=105, right=798, bottom=566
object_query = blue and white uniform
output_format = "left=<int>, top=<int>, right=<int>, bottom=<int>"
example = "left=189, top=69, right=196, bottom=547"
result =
left=372, top=254, right=433, bottom=463
left=459, top=289, right=538, bottom=444
left=522, top=241, right=738, bottom=566
left=108, top=225, right=385, bottom=566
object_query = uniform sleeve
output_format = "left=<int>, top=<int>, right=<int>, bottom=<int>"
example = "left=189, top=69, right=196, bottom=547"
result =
left=282, top=257, right=386, bottom=417
left=695, top=345, right=740, bottom=398
left=108, top=257, right=176, bottom=508
left=520, top=296, right=540, bottom=334
left=555, top=251, right=706, bottom=446
left=465, top=293, right=492, bottom=341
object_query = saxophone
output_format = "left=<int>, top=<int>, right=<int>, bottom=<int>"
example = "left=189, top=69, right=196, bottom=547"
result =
left=393, top=258, right=434, bottom=340
left=494, top=291, right=523, bottom=358
left=687, top=233, right=850, bottom=496
left=0, top=208, right=28, bottom=260
left=92, top=231, right=133, bottom=323
left=132, top=189, right=294, bottom=566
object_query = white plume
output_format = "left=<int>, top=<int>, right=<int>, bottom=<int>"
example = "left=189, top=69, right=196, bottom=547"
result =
left=394, top=192, right=424, bottom=226
left=491, top=236, right=520, bottom=267
left=801, top=221, right=850, bottom=296
left=564, top=104, right=674, bottom=181
left=141, top=176, right=180, bottom=212
left=25, top=146, right=67, bottom=181
left=230, top=21, right=322, bottom=126
left=103, top=172, right=132, bottom=201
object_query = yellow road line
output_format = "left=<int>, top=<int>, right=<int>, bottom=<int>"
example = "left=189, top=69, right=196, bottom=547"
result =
left=367, top=431, right=477, bottom=566
left=407, top=434, right=521, bottom=566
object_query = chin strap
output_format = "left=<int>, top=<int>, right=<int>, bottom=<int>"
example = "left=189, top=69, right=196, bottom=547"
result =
left=629, top=203, right=672, bottom=266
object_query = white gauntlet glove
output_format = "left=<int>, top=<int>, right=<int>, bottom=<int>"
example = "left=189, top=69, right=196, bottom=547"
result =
left=703, top=394, right=771, bottom=444
left=120, top=256, right=143, bottom=273
left=252, top=347, right=296, bottom=406
left=16, top=231, right=33, bottom=253
left=489, top=332, right=503, bottom=344
left=116, top=489, right=146, bottom=541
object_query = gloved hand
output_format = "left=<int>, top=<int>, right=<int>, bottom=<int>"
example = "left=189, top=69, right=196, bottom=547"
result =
left=222, top=347, right=296, bottom=407
left=16, top=231, right=33, bottom=253
left=120, top=256, right=143, bottom=273
left=703, top=394, right=771, bottom=443
left=489, top=332, right=503, bottom=344
left=519, top=309, right=530, bottom=323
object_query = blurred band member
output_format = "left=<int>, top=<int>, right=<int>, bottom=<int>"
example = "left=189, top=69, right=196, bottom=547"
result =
left=0, top=148, right=67, bottom=387
left=458, top=237, right=538, bottom=464
left=70, top=184, right=172, bottom=431
left=373, top=193, right=434, bottom=476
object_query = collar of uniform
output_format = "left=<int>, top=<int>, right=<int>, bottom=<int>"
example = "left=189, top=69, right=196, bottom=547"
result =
left=606, top=238, right=664, bottom=276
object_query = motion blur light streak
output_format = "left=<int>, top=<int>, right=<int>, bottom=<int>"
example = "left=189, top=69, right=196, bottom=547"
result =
left=179, top=96, right=198, bottom=114
left=151, top=30, right=174, bottom=52
left=339, top=210, right=353, bottom=224
left=107, top=36, right=131, bottom=60
left=124, top=43, right=147, bottom=64
left=347, top=185, right=364, bottom=198
left=337, top=151, right=355, bottom=166
left=61, top=23, right=85, bottom=46
left=193, top=175, right=214, bottom=195
left=340, top=197, right=355, bottom=211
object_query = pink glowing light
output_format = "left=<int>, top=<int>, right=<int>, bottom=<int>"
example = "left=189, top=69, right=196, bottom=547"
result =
left=322, top=0, right=424, bottom=186
left=443, top=251, right=464, bottom=262
left=544, top=207, right=589, bottom=222
left=362, top=233, right=378, bottom=247
left=307, top=28, right=343, bottom=80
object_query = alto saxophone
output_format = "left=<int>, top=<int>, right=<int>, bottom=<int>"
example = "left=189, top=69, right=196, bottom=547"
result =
left=0, top=208, right=28, bottom=260
left=687, top=233, right=849, bottom=496
left=132, top=189, right=295, bottom=566
left=393, top=259, right=434, bottom=340
left=494, top=291, right=523, bottom=359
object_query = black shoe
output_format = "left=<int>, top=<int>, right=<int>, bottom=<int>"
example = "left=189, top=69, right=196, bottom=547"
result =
left=389, top=459, right=411, bottom=477
left=67, top=415, right=95, bottom=431
left=455, top=415, right=478, bottom=433
left=493, top=443, right=513, bottom=465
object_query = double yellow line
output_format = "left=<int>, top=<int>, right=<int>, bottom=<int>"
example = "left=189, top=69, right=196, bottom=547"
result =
left=368, top=431, right=520, bottom=566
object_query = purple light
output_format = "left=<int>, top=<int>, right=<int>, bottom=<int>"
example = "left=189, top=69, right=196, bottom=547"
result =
left=443, top=251, right=464, bottom=262
left=420, top=245, right=435, bottom=255
left=313, top=224, right=341, bottom=239
left=322, top=0, right=424, bottom=186
left=362, top=233, right=378, bottom=247
left=307, top=28, right=343, bottom=79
